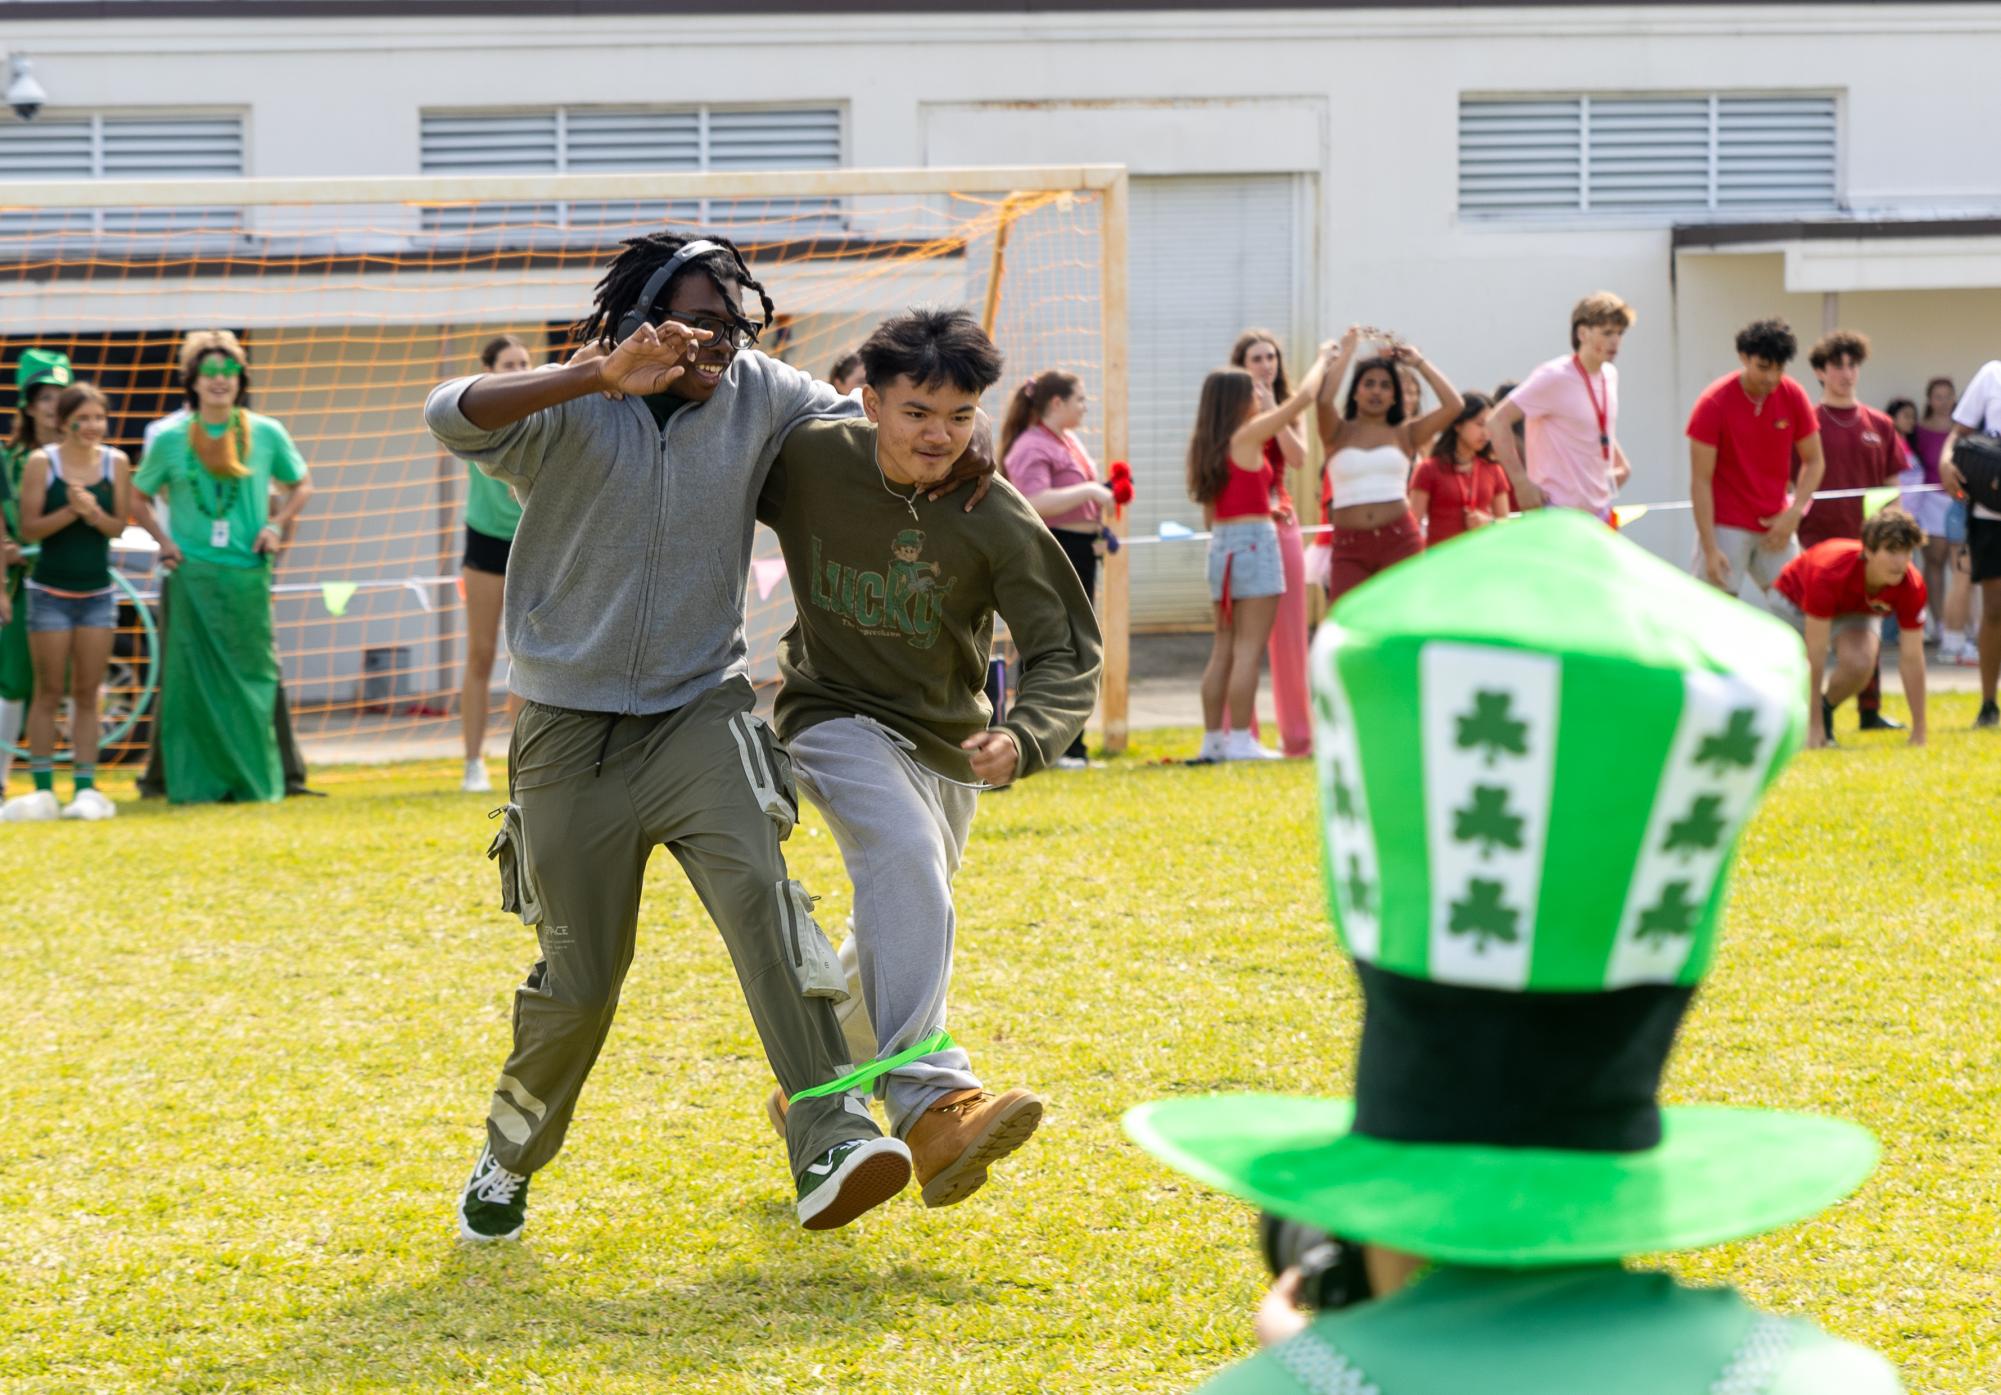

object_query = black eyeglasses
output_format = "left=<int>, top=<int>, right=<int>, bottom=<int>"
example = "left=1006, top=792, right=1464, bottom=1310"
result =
left=661, top=312, right=760, bottom=353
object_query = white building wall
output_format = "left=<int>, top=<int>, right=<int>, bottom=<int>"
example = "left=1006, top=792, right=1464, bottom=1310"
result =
left=5, top=3, right=2000, bottom=593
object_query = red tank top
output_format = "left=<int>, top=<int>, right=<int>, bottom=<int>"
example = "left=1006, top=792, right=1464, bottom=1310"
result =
left=1213, top=452, right=1275, bottom=521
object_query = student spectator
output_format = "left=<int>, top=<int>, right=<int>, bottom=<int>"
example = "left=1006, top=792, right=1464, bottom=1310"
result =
left=0, top=349, right=71, bottom=794
left=1911, top=377, right=1959, bottom=641
left=1689, top=318, right=1825, bottom=607
left=133, top=332, right=317, bottom=799
left=1001, top=368, right=1110, bottom=767
left=1775, top=509, right=1928, bottom=749
left=1490, top=291, right=1635, bottom=521
left=826, top=350, right=865, bottom=396
left=1312, top=327, right=1463, bottom=602
left=1800, top=331, right=1909, bottom=732
left=1229, top=329, right=1312, bottom=758
left=1408, top=392, right=1513, bottom=547
left=0, top=384, right=129, bottom=822
left=131, top=331, right=316, bottom=803
left=459, top=334, right=532, bottom=794
left=1941, top=358, right=2001, bottom=728
left=1188, top=343, right=1336, bottom=762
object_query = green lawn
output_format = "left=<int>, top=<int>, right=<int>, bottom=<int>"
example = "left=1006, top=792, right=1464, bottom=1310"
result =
left=2, top=699, right=1995, bottom=1394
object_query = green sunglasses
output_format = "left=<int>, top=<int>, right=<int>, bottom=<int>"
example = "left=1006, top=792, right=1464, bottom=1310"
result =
left=198, top=357, right=243, bottom=379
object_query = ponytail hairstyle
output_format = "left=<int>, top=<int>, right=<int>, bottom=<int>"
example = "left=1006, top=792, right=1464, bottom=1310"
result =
left=1228, top=329, right=1291, bottom=400
left=1186, top=367, right=1256, bottom=506
left=480, top=334, right=528, bottom=370
left=999, top=369, right=1082, bottom=469
left=1431, top=391, right=1494, bottom=466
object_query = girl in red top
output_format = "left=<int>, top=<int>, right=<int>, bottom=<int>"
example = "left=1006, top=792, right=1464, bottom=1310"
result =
left=1187, top=342, right=1336, bottom=763
left=1228, top=329, right=1312, bottom=758
left=1409, top=393, right=1515, bottom=547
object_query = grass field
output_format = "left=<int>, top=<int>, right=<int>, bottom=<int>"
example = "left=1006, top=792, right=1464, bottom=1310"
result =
left=2, top=698, right=1996, bottom=1394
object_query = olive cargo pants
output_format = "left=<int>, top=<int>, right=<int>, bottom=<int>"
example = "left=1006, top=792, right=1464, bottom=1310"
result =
left=484, top=677, right=874, bottom=1179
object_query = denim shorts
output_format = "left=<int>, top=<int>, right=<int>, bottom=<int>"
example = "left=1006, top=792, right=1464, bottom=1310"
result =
left=1207, top=519, right=1284, bottom=603
left=26, top=586, right=116, bottom=633
left=1944, top=498, right=1969, bottom=547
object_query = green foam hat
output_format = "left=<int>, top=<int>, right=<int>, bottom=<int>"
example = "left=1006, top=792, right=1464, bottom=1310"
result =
left=1125, top=510, right=1877, bottom=1265
left=16, top=349, right=72, bottom=398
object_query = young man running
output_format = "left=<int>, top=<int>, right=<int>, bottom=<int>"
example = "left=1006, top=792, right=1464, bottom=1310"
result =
left=1774, top=507, right=1929, bottom=749
left=1799, top=330, right=1911, bottom=732
left=1941, top=357, right=2001, bottom=728
left=758, top=309, right=1100, bottom=1206
left=1489, top=291, right=1635, bottom=520
left=425, top=234, right=987, bottom=1241
left=1689, top=318, right=1827, bottom=607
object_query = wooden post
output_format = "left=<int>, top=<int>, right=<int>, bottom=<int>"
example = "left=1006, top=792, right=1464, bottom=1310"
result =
left=1098, top=170, right=1132, bottom=754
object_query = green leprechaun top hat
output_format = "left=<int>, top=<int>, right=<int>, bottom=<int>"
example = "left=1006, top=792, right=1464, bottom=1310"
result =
left=16, top=348, right=72, bottom=400
left=1125, top=510, right=1878, bottom=1266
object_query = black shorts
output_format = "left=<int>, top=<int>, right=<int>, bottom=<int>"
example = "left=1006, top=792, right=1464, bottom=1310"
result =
left=463, top=524, right=512, bottom=577
left=1969, top=513, right=2001, bottom=584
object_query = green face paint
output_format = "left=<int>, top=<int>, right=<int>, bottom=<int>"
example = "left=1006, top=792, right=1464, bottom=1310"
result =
left=788, top=1030, right=956, bottom=1101
left=198, top=357, right=243, bottom=379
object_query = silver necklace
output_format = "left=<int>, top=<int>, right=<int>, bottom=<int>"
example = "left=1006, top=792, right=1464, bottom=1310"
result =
left=874, top=440, right=921, bottom=520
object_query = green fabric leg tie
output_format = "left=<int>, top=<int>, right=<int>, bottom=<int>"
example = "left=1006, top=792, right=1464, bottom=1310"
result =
left=790, top=1030, right=956, bottom=1101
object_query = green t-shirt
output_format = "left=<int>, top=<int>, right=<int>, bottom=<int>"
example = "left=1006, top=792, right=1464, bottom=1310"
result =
left=464, top=461, right=522, bottom=541
left=1197, top=1266, right=1900, bottom=1395
left=756, top=417, right=1102, bottom=783
left=133, top=412, right=307, bottom=570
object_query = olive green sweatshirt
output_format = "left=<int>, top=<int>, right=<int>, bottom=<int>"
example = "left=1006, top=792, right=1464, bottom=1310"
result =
left=757, top=417, right=1102, bottom=783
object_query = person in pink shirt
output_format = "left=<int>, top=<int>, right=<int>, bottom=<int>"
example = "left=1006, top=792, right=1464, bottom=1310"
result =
left=1001, top=370, right=1111, bottom=767
left=1490, top=291, right=1635, bottom=521
left=1687, top=318, right=1827, bottom=605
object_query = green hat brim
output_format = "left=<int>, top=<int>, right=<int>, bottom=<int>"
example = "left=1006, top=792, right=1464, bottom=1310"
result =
left=1124, top=1095, right=1876, bottom=1266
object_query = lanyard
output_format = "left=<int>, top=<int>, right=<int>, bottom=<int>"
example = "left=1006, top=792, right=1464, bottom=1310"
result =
left=1572, top=354, right=1611, bottom=462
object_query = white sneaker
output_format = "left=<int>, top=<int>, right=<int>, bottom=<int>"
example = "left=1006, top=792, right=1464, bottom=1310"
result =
left=1191, top=731, right=1225, bottom=764
left=2, top=789, right=59, bottom=822
left=1956, top=638, right=1983, bottom=668
left=1223, top=731, right=1283, bottom=762
left=461, top=759, right=493, bottom=794
left=1939, top=634, right=1966, bottom=664
left=1053, top=755, right=1090, bottom=770
left=60, top=788, right=117, bottom=821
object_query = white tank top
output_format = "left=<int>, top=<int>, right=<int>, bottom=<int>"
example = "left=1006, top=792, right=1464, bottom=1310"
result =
left=1327, top=443, right=1410, bottom=508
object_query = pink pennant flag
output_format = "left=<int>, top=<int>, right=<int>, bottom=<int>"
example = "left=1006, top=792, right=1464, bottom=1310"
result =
left=750, top=557, right=789, bottom=602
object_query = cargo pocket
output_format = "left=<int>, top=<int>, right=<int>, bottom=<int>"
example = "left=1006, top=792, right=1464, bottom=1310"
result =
left=775, top=878, right=849, bottom=1003
left=486, top=803, right=545, bottom=927
left=730, top=711, right=798, bottom=839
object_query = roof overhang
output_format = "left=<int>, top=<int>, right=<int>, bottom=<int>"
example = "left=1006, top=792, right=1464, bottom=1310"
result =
left=1673, top=215, right=2001, bottom=293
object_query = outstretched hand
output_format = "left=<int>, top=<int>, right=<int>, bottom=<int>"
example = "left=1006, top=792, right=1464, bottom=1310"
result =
left=926, top=409, right=997, bottom=512
left=596, top=321, right=712, bottom=399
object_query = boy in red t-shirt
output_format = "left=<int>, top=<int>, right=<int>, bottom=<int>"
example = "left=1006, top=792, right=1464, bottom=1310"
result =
left=1773, top=508, right=1929, bottom=748
left=1688, top=318, right=1827, bottom=604
left=1798, top=329, right=1910, bottom=733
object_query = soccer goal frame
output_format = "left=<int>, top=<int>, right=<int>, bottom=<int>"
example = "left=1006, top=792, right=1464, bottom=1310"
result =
left=0, top=164, right=1133, bottom=757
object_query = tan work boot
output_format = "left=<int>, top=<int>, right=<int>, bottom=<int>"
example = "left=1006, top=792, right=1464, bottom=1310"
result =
left=905, top=1087, right=1043, bottom=1208
left=765, top=1086, right=789, bottom=1140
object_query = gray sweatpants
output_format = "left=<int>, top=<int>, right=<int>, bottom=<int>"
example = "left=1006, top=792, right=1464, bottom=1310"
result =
left=789, top=716, right=981, bottom=1138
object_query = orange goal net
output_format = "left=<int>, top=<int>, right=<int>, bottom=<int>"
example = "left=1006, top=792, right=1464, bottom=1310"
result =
left=0, top=167, right=1128, bottom=769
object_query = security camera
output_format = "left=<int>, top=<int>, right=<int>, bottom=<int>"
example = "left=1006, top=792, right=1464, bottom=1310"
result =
left=7, top=56, right=47, bottom=122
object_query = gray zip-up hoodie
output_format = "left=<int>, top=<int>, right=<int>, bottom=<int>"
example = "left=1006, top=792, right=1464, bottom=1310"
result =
left=424, top=351, right=858, bottom=715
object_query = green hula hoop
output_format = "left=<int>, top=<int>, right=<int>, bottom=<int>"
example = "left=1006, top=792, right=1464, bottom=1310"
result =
left=2, top=559, right=160, bottom=764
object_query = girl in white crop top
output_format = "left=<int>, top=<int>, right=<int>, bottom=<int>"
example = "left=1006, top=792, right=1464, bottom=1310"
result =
left=1308, top=327, right=1465, bottom=601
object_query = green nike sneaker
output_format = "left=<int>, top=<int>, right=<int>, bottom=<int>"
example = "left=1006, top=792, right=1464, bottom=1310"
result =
left=457, top=1143, right=531, bottom=1242
left=795, top=1136, right=912, bottom=1230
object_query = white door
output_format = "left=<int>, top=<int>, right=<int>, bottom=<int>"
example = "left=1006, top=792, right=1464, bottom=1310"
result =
left=1127, top=174, right=1311, bottom=627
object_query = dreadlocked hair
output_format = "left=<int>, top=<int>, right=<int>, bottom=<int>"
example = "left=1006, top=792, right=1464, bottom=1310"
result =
left=570, top=231, right=777, bottom=348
